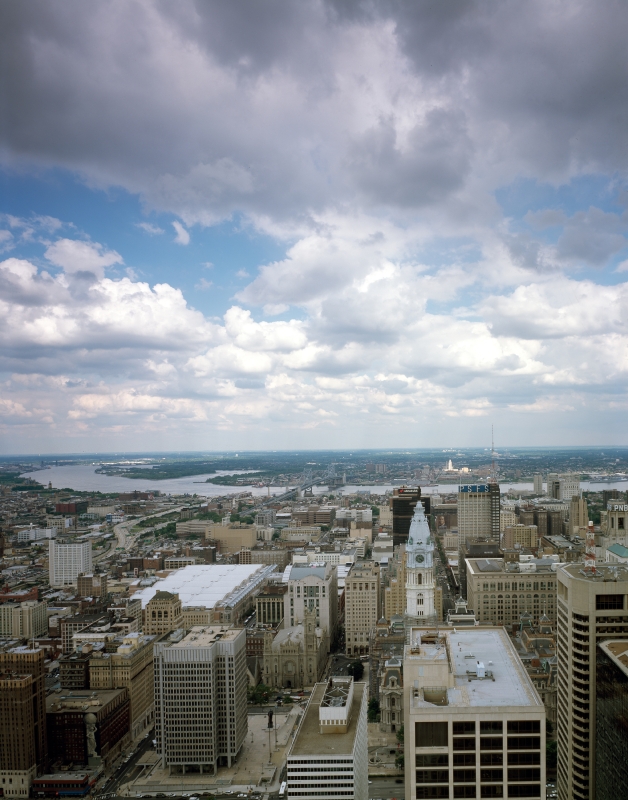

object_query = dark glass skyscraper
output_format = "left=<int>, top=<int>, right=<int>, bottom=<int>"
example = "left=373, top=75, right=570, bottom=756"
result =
left=596, top=640, right=628, bottom=800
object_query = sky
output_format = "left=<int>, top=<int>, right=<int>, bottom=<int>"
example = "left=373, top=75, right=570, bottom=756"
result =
left=0, top=0, right=627, bottom=454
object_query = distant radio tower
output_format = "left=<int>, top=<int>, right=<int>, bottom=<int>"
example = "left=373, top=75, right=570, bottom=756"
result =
left=489, top=425, right=497, bottom=484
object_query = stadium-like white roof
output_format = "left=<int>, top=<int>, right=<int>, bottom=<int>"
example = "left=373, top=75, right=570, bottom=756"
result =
left=132, top=563, right=272, bottom=609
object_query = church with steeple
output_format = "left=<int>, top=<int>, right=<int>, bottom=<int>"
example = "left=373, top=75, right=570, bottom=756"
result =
left=404, top=501, right=436, bottom=623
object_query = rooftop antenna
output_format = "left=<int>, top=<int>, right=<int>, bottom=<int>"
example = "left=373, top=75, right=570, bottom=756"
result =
left=489, top=425, right=496, bottom=484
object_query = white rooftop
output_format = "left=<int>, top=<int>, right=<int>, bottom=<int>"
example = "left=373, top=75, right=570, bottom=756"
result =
left=406, top=627, right=542, bottom=709
left=132, top=564, right=267, bottom=609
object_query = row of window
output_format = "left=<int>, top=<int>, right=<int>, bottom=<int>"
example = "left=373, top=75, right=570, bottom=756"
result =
left=416, top=768, right=541, bottom=783
left=417, top=753, right=539, bottom=767
left=416, top=787, right=541, bottom=798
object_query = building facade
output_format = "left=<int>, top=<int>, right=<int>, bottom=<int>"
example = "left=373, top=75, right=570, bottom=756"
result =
left=287, top=677, right=368, bottom=800
left=154, top=627, right=247, bottom=774
left=256, top=584, right=286, bottom=626
left=144, top=591, right=183, bottom=636
left=556, top=563, right=628, bottom=800
left=458, top=483, right=501, bottom=543
left=379, top=657, right=403, bottom=733
left=262, top=609, right=327, bottom=690
left=595, top=640, right=628, bottom=800
left=49, top=540, right=92, bottom=587
left=465, top=557, right=558, bottom=628
left=404, top=627, right=546, bottom=800
left=284, top=564, right=338, bottom=640
left=345, top=562, right=380, bottom=656
left=0, top=647, right=47, bottom=797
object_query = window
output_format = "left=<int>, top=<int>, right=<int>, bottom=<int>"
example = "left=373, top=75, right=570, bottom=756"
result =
left=453, top=788, right=476, bottom=798
left=507, top=752, right=540, bottom=765
left=508, top=768, right=540, bottom=781
left=480, top=721, right=502, bottom=734
left=479, top=769, right=502, bottom=782
left=417, top=754, right=449, bottom=767
left=596, top=594, right=624, bottom=610
left=507, top=721, right=540, bottom=734
left=507, top=737, right=540, bottom=750
left=416, top=722, right=448, bottom=747
left=454, top=721, right=476, bottom=735
left=480, top=738, right=502, bottom=751
left=480, top=788, right=503, bottom=798
left=416, top=789, right=449, bottom=799
left=480, top=753, right=503, bottom=766
left=416, top=770, right=448, bottom=784
left=508, top=787, right=540, bottom=798
left=453, top=769, right=475, bottom=782
left=453, top=738, right=476, bottom=751
left=453, top=753, right=476, bottom=766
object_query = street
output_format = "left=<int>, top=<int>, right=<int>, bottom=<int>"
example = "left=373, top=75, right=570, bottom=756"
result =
left=368, top=776, right=405, bottom=799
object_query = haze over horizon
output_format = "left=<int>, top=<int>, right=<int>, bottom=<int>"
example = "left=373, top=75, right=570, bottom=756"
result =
left=1, top=1, right=627, bottom=453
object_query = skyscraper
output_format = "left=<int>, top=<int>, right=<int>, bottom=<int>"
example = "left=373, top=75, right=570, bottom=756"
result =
left=154, top=626, right=247, bottom=774
left=458, top=483, right=500, bottom=543
left=404, top=503, right=436, bottom=623
left=391, top=487, right=430, bottom=548
left=556, top=563, right=628, bottom=800
left=533, top=474, right=544, bottom=495
left=0, top=647, right=47, bottom=796
left=49, top=539, right=92, bottom=587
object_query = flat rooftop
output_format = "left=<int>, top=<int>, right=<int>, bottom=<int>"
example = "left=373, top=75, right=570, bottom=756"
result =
left=407, top=627, right=542, bottom=709
left=599, top=640, right=628, bottom=677
left=559, top=562, right=628, bottom=583
left=290, top=681, right=366, bottom=757
left=174, top=626, right=241, bottom=647
left=131, top=564, right=267, bottom=608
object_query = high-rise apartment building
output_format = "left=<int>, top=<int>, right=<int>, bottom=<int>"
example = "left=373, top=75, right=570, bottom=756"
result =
left=405, top=627, right=546, bottom=800
left=345, top=562, right=380, bottom=656
left=154, top=626, right=247, bottom=774
left=556, top=563, right=628, bottom=800
left=49, top=540, right=92, bottom=587
left=287, top=677, right=368, bottom=800
left=405, top=504, right=436, bottom=623
left=533, top=474, right=544, bottom=495
left=458, top=484, right=500, bottom=543
left=284, top=564, right=338, bottom=640
left=0, top=600, right=48, bottom=639
left=0, top=647, right=47, bottom=796
left=391, top=487, right=430, bottom=548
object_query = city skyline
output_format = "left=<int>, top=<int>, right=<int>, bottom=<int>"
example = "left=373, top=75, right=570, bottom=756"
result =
left=1, top=2, right=626, bottom=452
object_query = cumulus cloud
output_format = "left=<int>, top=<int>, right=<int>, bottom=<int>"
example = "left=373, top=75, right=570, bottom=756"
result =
left=45, top=238, right=123, bottom=279
left=0, top=2, right=627, bottom=447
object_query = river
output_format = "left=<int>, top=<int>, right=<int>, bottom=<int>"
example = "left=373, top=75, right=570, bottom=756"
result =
left=19, top=464, right=628, bottom=498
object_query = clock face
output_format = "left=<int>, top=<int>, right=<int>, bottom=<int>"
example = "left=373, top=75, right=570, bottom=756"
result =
left=416, top=554, right=425, bottom=563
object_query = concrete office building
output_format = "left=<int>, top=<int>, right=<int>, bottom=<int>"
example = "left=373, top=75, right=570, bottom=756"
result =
left=465, top=557, right=558, bottom=628
left=391, top=487, right=430, bottom=548
left=533, top=474, right=544, bottom=495
left=345, top=562, right=380, bottom=656
left=49, top=540, right=92, bottom=587
left=595, top=640, right=628, bottom=800
left=284, top=564, right=338, bottom=640
left=604, top=500, right=627, bottom=548
left=405, top=627, right=546, bottom=800
left=556, top=563, right=628, bottom=800
left=502, top=524, right=539, bottom=550
left=0, top=647, right=47, bottom=797
left=458, top=483, right=500, bottom=543
left=287, top=677, right=368, bottom=800
left=154, top=626, right=247, bottom=774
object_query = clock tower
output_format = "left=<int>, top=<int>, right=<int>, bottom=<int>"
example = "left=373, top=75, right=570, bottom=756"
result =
left=405, top=501, right=436, bottom=621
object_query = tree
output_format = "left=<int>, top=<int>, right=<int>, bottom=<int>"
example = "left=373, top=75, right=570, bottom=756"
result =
left=367, top=698, right=380, bottom=722
left=396, top=724, right=404, bottom=744
left=546, top=739, right=557, bottom=769
left=395, top=753, right=404, bottom=770
left=347, top=661, right=364, bottom=681
left=248, top=683, right=272, bottom=705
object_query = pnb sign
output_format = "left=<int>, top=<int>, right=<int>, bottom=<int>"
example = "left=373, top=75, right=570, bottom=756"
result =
left=608, top=503, right=628, bottom=512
